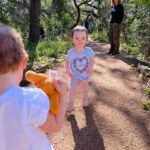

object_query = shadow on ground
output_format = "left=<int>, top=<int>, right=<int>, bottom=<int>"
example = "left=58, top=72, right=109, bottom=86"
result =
left=67, top=107, right=105, bottom=150
left=50, top=41, right=150, bottom=150
left=89, top=42, right=150, bottom=149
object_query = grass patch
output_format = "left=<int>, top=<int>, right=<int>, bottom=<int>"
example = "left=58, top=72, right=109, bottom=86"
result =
left=140, top=100, right=150, bottom=110
left=144, top=88, right=150, bottom=98
left=91, top=30, right=108, bottom=42
left=25, top=40, right=71, bottom=73
left=37, top=40, right=71, bottom=59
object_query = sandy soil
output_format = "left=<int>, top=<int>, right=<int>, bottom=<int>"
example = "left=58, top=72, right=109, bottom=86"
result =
left=49, top=41, right=150, bottom=150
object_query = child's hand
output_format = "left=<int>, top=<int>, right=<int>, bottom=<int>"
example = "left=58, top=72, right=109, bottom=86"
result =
left=87, top=57, right=95, bottom=76
left=87, top=66, right=93, bottom=76
left=52, top=78, right=67, bottom=98
left=67, top=70, right=72, bottom=77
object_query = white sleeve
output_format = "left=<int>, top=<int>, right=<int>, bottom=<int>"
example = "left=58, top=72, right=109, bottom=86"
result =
left=26, top=88, right=50, bottom=127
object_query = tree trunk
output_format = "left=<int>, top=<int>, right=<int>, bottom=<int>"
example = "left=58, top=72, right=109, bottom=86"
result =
left=148, top=13, right=150, bottom=56
left=73, top=0, right=80, bottom=27
left=29, top=0, right=41, bottom=43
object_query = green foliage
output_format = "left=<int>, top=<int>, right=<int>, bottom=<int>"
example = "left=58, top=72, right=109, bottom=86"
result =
left=25, top=40, right=71, bottom=68
left=0, top=0, right=29, bottom=39
left=37, top=40, right=71, bottom=59
left=91, top=29, right=108, bottom=42
left=134, top=0, right=150, bottom=8
left=44, top=13, right=73, bottom=40
left=140, top=100, right=150, bottom=110
left=41, top=0, right=52, bottom=8
left=140, top=88, right=150, bottom=111
left=123, top=1, right=149, bottom=57
left=1, top=0, right=149, bottom=59
left=144, top=88, right=150, bottom=98
left=123, top=4, right=148, bottom=41
left=126, top=43, right=141, bottom=56
left=25, top=42, right=38, bottom=61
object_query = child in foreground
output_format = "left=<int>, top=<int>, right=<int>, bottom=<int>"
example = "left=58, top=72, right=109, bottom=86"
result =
left=65, top=25, right=95, bottom=112
left=0, top=24, right=67, bottom=150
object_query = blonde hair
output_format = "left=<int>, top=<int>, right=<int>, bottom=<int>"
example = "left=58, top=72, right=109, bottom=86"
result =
left=71, top=25, right=88, bottom=38
left=0, top=24, right=28, bottom=74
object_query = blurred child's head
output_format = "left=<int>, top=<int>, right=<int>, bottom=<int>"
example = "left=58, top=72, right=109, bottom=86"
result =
left=0, top=24, right=28, bottom=74
left=71, top=25, right=88, bottom=49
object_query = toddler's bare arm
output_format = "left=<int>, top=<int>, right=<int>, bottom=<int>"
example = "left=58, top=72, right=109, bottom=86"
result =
left=65, top=61, right=72, bottom=77
left=40, top=78, right=67, bottom=133
left=87, top=57, right=95, bottom=75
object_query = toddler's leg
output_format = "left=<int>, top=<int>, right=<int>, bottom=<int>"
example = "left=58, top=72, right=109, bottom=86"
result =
left=80, top=80, right=89, bottom=107
left=67, top=77, right=78, bottom=112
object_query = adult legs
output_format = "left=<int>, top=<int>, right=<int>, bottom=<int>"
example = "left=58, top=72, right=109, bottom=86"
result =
left=108, top=23, right=115, bottom=54
left=113, top=23, right=121, bottom=54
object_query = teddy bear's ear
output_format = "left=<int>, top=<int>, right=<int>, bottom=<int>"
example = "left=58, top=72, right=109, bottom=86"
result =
left=25, top=70, right=49, bottom=83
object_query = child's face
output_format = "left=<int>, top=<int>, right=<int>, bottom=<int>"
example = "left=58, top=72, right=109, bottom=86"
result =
left=72, top=31, right=88, bottom=50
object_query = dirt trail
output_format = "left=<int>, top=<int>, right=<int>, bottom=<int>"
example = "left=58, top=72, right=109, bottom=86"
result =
left=49, top=42, right=150, bottom=150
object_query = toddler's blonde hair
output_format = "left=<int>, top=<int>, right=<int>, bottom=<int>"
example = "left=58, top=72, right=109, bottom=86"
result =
left=71, top=25, right=88, bottom=38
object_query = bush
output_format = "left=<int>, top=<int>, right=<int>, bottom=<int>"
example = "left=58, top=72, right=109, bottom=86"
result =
left=127, top=43, right=141, bottom=56
left=37, top=40, right=71, bottom=58
left=25, top=42, right=38, bottom=61
left=141, top=100, right=150, bottom=110
left=91, top=29, right=108, bottom=42
left=25, top=40, right=72, bottom=62
left=144, top=88, right=150, bottom=98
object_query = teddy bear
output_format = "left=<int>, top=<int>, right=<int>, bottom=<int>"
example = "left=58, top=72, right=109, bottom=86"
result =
left=25, top=70, right=60, bottom=115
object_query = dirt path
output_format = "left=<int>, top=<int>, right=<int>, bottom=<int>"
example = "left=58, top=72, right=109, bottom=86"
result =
left=49, top=42, right=150, bottom=150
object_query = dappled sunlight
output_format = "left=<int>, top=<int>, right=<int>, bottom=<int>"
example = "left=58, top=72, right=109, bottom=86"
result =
left=50, top=41, right=150, bottom=150
left=92, top=53, right=142, bottom=96
left=87, top=42, right=150, bottom=149
left=89, top=82, right=150, bottom=149
left=66, top=107, right=105, bottom=150
left=92, top=107, right=150, bottom=150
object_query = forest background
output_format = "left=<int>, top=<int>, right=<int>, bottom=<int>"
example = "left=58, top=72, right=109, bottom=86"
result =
left=0, top=0, right=150, bottom=62
left=1, top=1, right=150, bottom=149
left=0, top=0, right=150, bottom=86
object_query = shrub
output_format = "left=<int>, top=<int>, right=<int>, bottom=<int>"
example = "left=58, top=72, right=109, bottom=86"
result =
left=144, top=88, right=150, bottom=98
left=91, top=30, right=108, bottom=42
left=141, top=100, right=150, bottom=110
left=37, top=40, right=71, bottom=58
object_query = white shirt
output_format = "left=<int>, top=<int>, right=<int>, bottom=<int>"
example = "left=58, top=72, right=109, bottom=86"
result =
left=0, top=86, right=53, bottom=150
